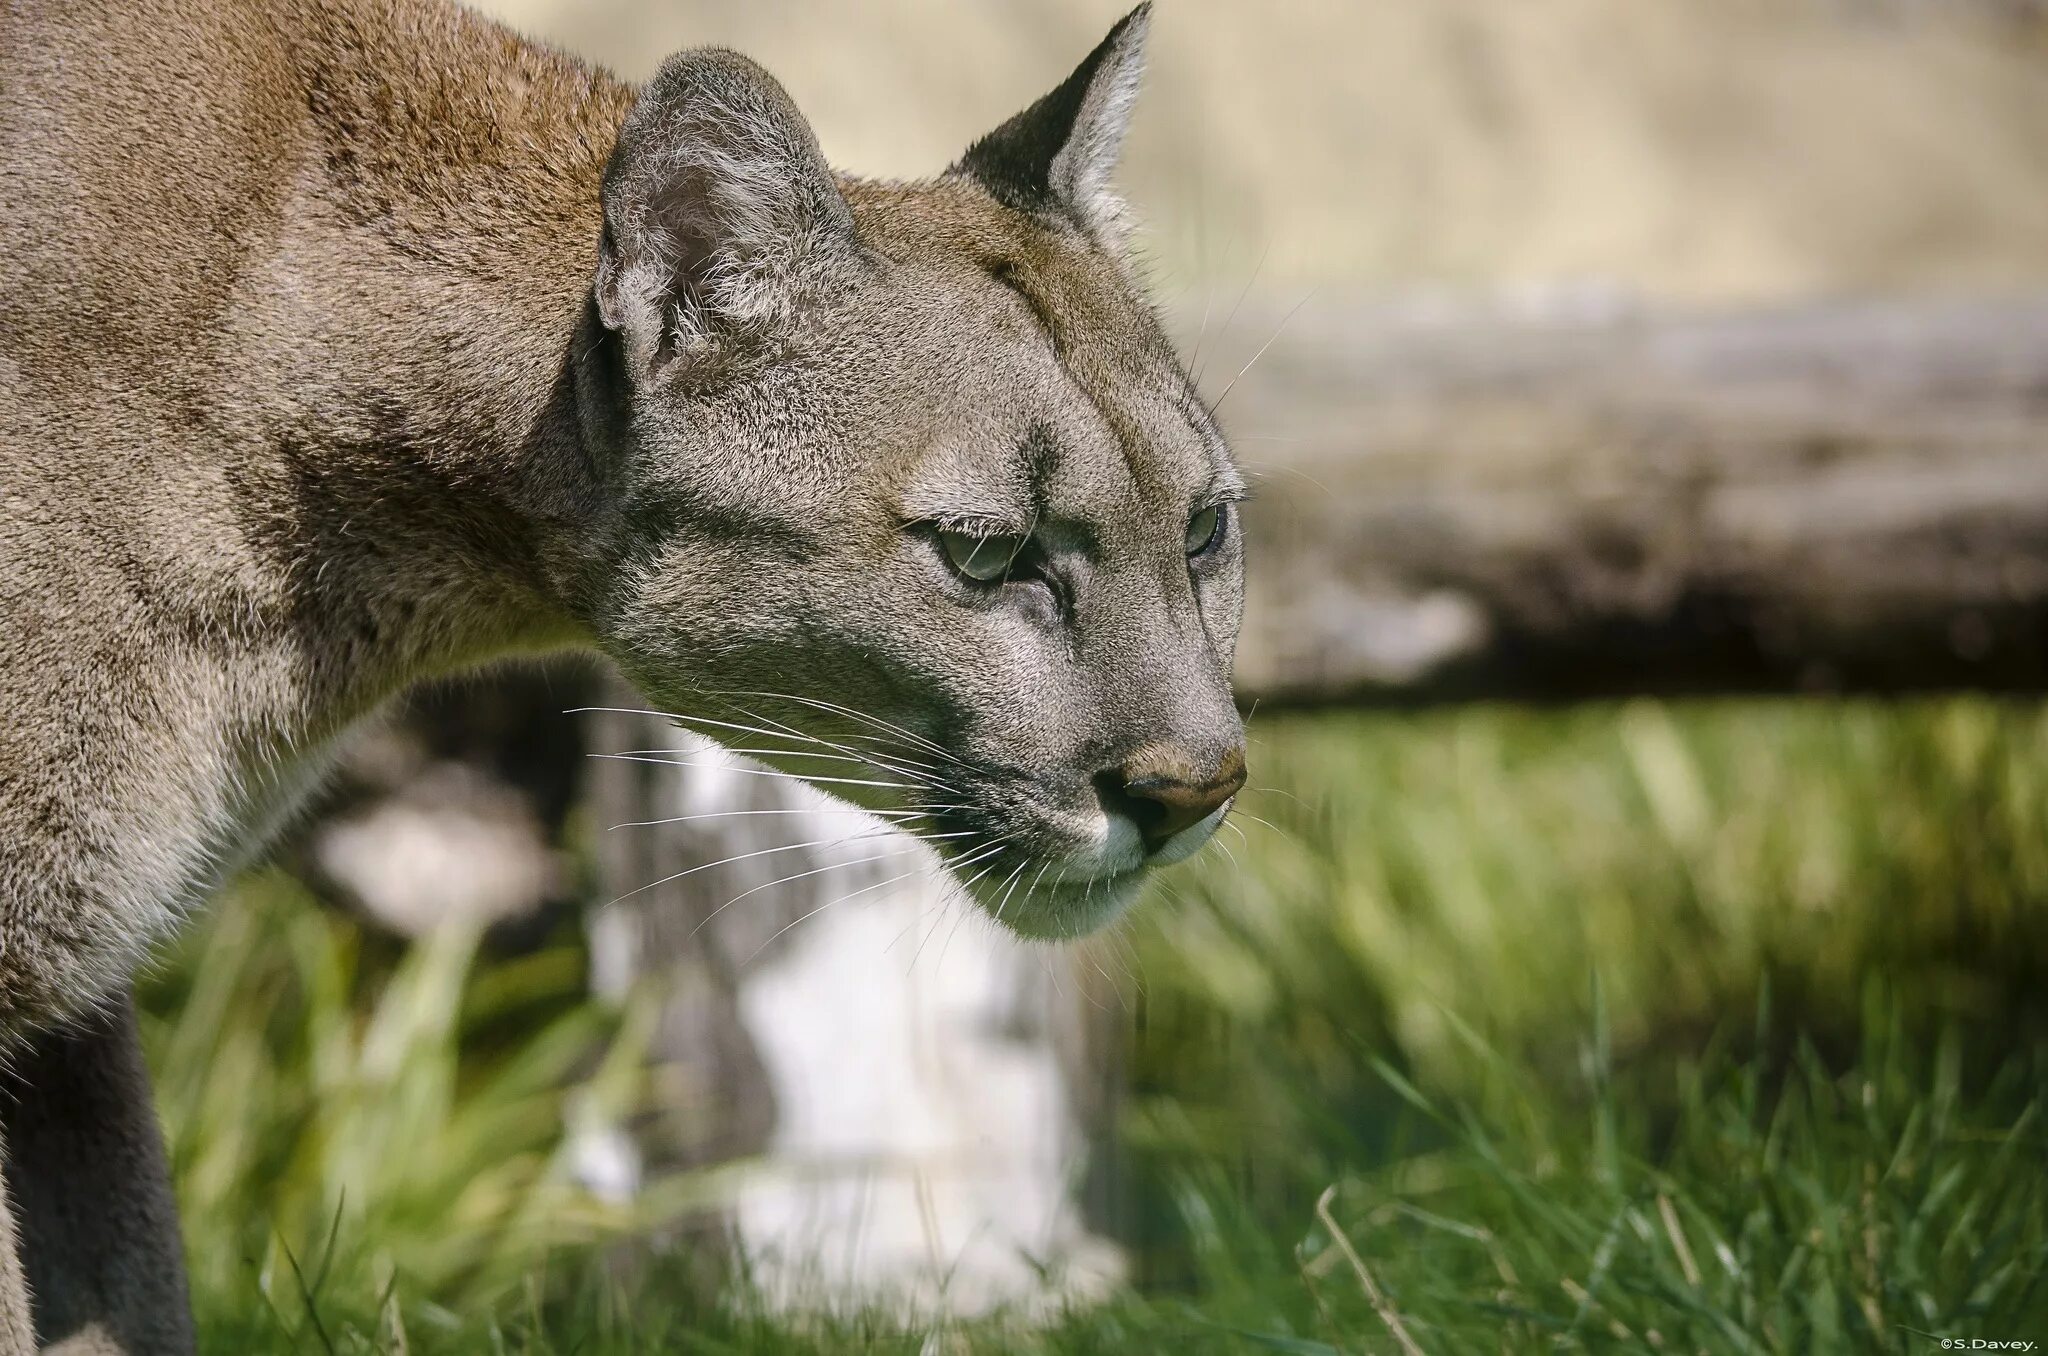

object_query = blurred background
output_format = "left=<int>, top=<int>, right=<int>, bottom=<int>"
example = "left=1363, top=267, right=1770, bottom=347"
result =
left=148, top=2, right=2048, bottom=1350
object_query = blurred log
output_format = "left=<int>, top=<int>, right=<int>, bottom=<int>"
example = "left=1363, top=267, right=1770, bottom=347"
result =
left=1203, top=291, right=2048, bottom=704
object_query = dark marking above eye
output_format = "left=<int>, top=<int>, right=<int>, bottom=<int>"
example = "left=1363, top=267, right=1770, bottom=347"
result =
left=1020, top=421, right=1064, bottom=491
left=981, top=257, right=1063, bottom=349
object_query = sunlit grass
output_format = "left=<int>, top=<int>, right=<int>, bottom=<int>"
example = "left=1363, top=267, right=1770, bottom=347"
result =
left=141, top=698, right=2048, bottom=1351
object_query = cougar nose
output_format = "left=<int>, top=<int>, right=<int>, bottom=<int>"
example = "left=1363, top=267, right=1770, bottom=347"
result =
left=1096, top=745, right=1248, bottom=853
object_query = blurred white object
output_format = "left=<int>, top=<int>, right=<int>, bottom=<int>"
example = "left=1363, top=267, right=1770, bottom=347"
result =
left=579, top=720, right=1123, bottom=1316
left=735, top=880, right=1123, bottom=1316
left=312, top=758, right=567, bottom=936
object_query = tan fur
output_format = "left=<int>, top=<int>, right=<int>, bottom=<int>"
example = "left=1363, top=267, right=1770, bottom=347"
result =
left=0, top=0, right=1240, bottom=1346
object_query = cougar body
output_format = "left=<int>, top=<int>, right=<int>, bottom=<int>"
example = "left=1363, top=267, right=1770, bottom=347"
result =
left=0, top=0, right=1245, bottom=1347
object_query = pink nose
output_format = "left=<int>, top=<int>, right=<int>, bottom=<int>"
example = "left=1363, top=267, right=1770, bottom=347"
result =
left=1097, top=745, right=1247, bottom=850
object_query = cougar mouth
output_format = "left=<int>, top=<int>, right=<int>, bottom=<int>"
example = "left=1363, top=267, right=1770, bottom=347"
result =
left=942, top=844, right=1149, bottom=940
left=882, top=758, right=1235, bottom=936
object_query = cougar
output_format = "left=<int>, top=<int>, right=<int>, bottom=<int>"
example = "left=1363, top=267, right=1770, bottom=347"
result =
left=0, top=0, right=1246, bottom=1347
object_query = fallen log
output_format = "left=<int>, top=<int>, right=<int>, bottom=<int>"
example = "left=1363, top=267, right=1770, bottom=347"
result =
left=1196, top=291, right=2048, bottom=704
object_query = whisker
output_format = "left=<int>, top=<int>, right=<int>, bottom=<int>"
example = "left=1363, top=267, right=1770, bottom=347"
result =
left=1210, top=285, right=1317, bottom=416
left=1022, top=856, right=1055, bottom=908
left=950, top=840, right=1009, bottom=870
left=909, top=898, right=954, bottom=971
left=585, top=752, right=919, bottom=793
left=912, top=842, right=1020, bottom=968
left=606, top=807, right=932, bottom=831
left=933, top=840, right=1022, bottom=969
left=937, top=897, right=974, bottom=970
left=689, top=847, right=915, bottom=941
left=1195, top=243, right=1269, bottom=390
left=1073, top=941, right=1128, bottom=1016
left=1227, top=809, right=1293, bottom=843
left=696, top=689, right=974, bottom=770
left=945, top=845, right=1011, bottom=901
left=888, top=893, right=955, bottom=956
left=1239, top=783, right=1309, bottom=809
left=872, top=841, right=1009, bottom=962
left=610, top=746, right=877, bottom=768
left=1184, top=287, right=1217, bottom=382
left=743, top=863, right=934, bottom=966
left=1228, top=459, right=1334, bottom=497
left=604, top=828, right=904, bottom=909
left=989, top=857, right=1033, bottom=927
left=570, top=702, right=953, bottom=785
left=682, top=700, right=955, bottom=783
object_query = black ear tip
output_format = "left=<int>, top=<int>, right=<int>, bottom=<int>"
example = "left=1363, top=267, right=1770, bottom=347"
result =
left=1098, top=3, right=1151, bottom=55
left=953, top=3, right=1154, bottom=223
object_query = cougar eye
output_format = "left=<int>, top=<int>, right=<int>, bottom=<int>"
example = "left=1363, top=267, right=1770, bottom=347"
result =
left=1186, top=504, right=1227, bottom=557
left=939, top=529, right=1027, bottom=583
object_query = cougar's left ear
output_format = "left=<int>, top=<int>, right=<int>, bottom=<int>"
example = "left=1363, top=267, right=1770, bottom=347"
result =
left=596, top=49, right=858, bottom=383
left=954, top=3, right=1150, bottom=243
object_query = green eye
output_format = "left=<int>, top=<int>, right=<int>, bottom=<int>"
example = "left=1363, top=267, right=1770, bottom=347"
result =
left=1186, top=504, right=1226, bottom=556
left=940, top=530, right=1026, bottom=582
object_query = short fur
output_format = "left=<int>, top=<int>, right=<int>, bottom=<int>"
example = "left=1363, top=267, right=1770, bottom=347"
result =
left=0, top=0, right=1244, bottom=1347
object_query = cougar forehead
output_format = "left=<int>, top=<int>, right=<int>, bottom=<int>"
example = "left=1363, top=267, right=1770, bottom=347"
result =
left=839, top=178, right=1237, bottom=544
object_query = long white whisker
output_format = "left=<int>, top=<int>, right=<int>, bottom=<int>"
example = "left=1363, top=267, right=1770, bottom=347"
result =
left=586, top=753, right=918, bottom=793
left=1211, top=285, right=1317, bottom=416
left=610, top=746, right=878, bottom=769
left=1023, top=855, right=1055, bottom=906
left=604, top=829, right=901, bottom=909
left=1229, top=809, right=1288, bottom=837
left=697, top=690, right=972, bottom=770
left=606, top=807, right=934, bottom=831
left=689, top=848, right=915, bottom=941
left=888, top=894, right=955, bottom=956
left=948, top=840, right=1007, bottom=869
left=571, top=703, right=952, bottom=784
left=989, top=858, right=1033, bottom=927
left=696, top=697, right=956, bottom=783
left=1197, top=244, right=1268, bottom=389
left=942, top=846, right=1010, bottom=903
left=937, top=896, right=974, bottom=970
left=1185, top=287, right=1217, bottom=383
left=910, top=898, right=957, bottom=971
left=742, top=864, right=933, bottom=966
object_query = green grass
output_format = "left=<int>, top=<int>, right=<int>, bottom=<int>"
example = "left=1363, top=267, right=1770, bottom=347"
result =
left=139, top=698, right=2048, bottom=1351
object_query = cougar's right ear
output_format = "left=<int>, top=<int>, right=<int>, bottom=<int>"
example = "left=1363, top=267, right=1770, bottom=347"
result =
left=954, top=4, right=1150, bottom=245
left=596, top=49, right=856, bottom=383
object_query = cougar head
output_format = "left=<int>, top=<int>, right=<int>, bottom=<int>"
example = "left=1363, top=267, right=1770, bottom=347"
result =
left=573, top=4, right=1245, bottom=938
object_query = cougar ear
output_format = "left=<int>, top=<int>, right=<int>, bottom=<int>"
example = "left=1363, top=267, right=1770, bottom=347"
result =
left=954, top=3, right=1150, bottom=242
left=596, top=49, right=856, bottom=381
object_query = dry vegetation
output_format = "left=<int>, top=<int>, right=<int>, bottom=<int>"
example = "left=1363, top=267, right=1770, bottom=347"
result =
left=474, top=0, right=2048, bottom=299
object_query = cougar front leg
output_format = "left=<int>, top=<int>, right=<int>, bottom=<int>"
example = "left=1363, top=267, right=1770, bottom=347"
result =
left=0, top=1142, right=37, bottom=1356
left=0, top=996, right=194, bottom=1356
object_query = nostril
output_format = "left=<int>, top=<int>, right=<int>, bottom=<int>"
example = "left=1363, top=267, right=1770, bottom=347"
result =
left=1093, top=767, right=1166, bottom=842
left=1097, top=750, right=1246, bottom=852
